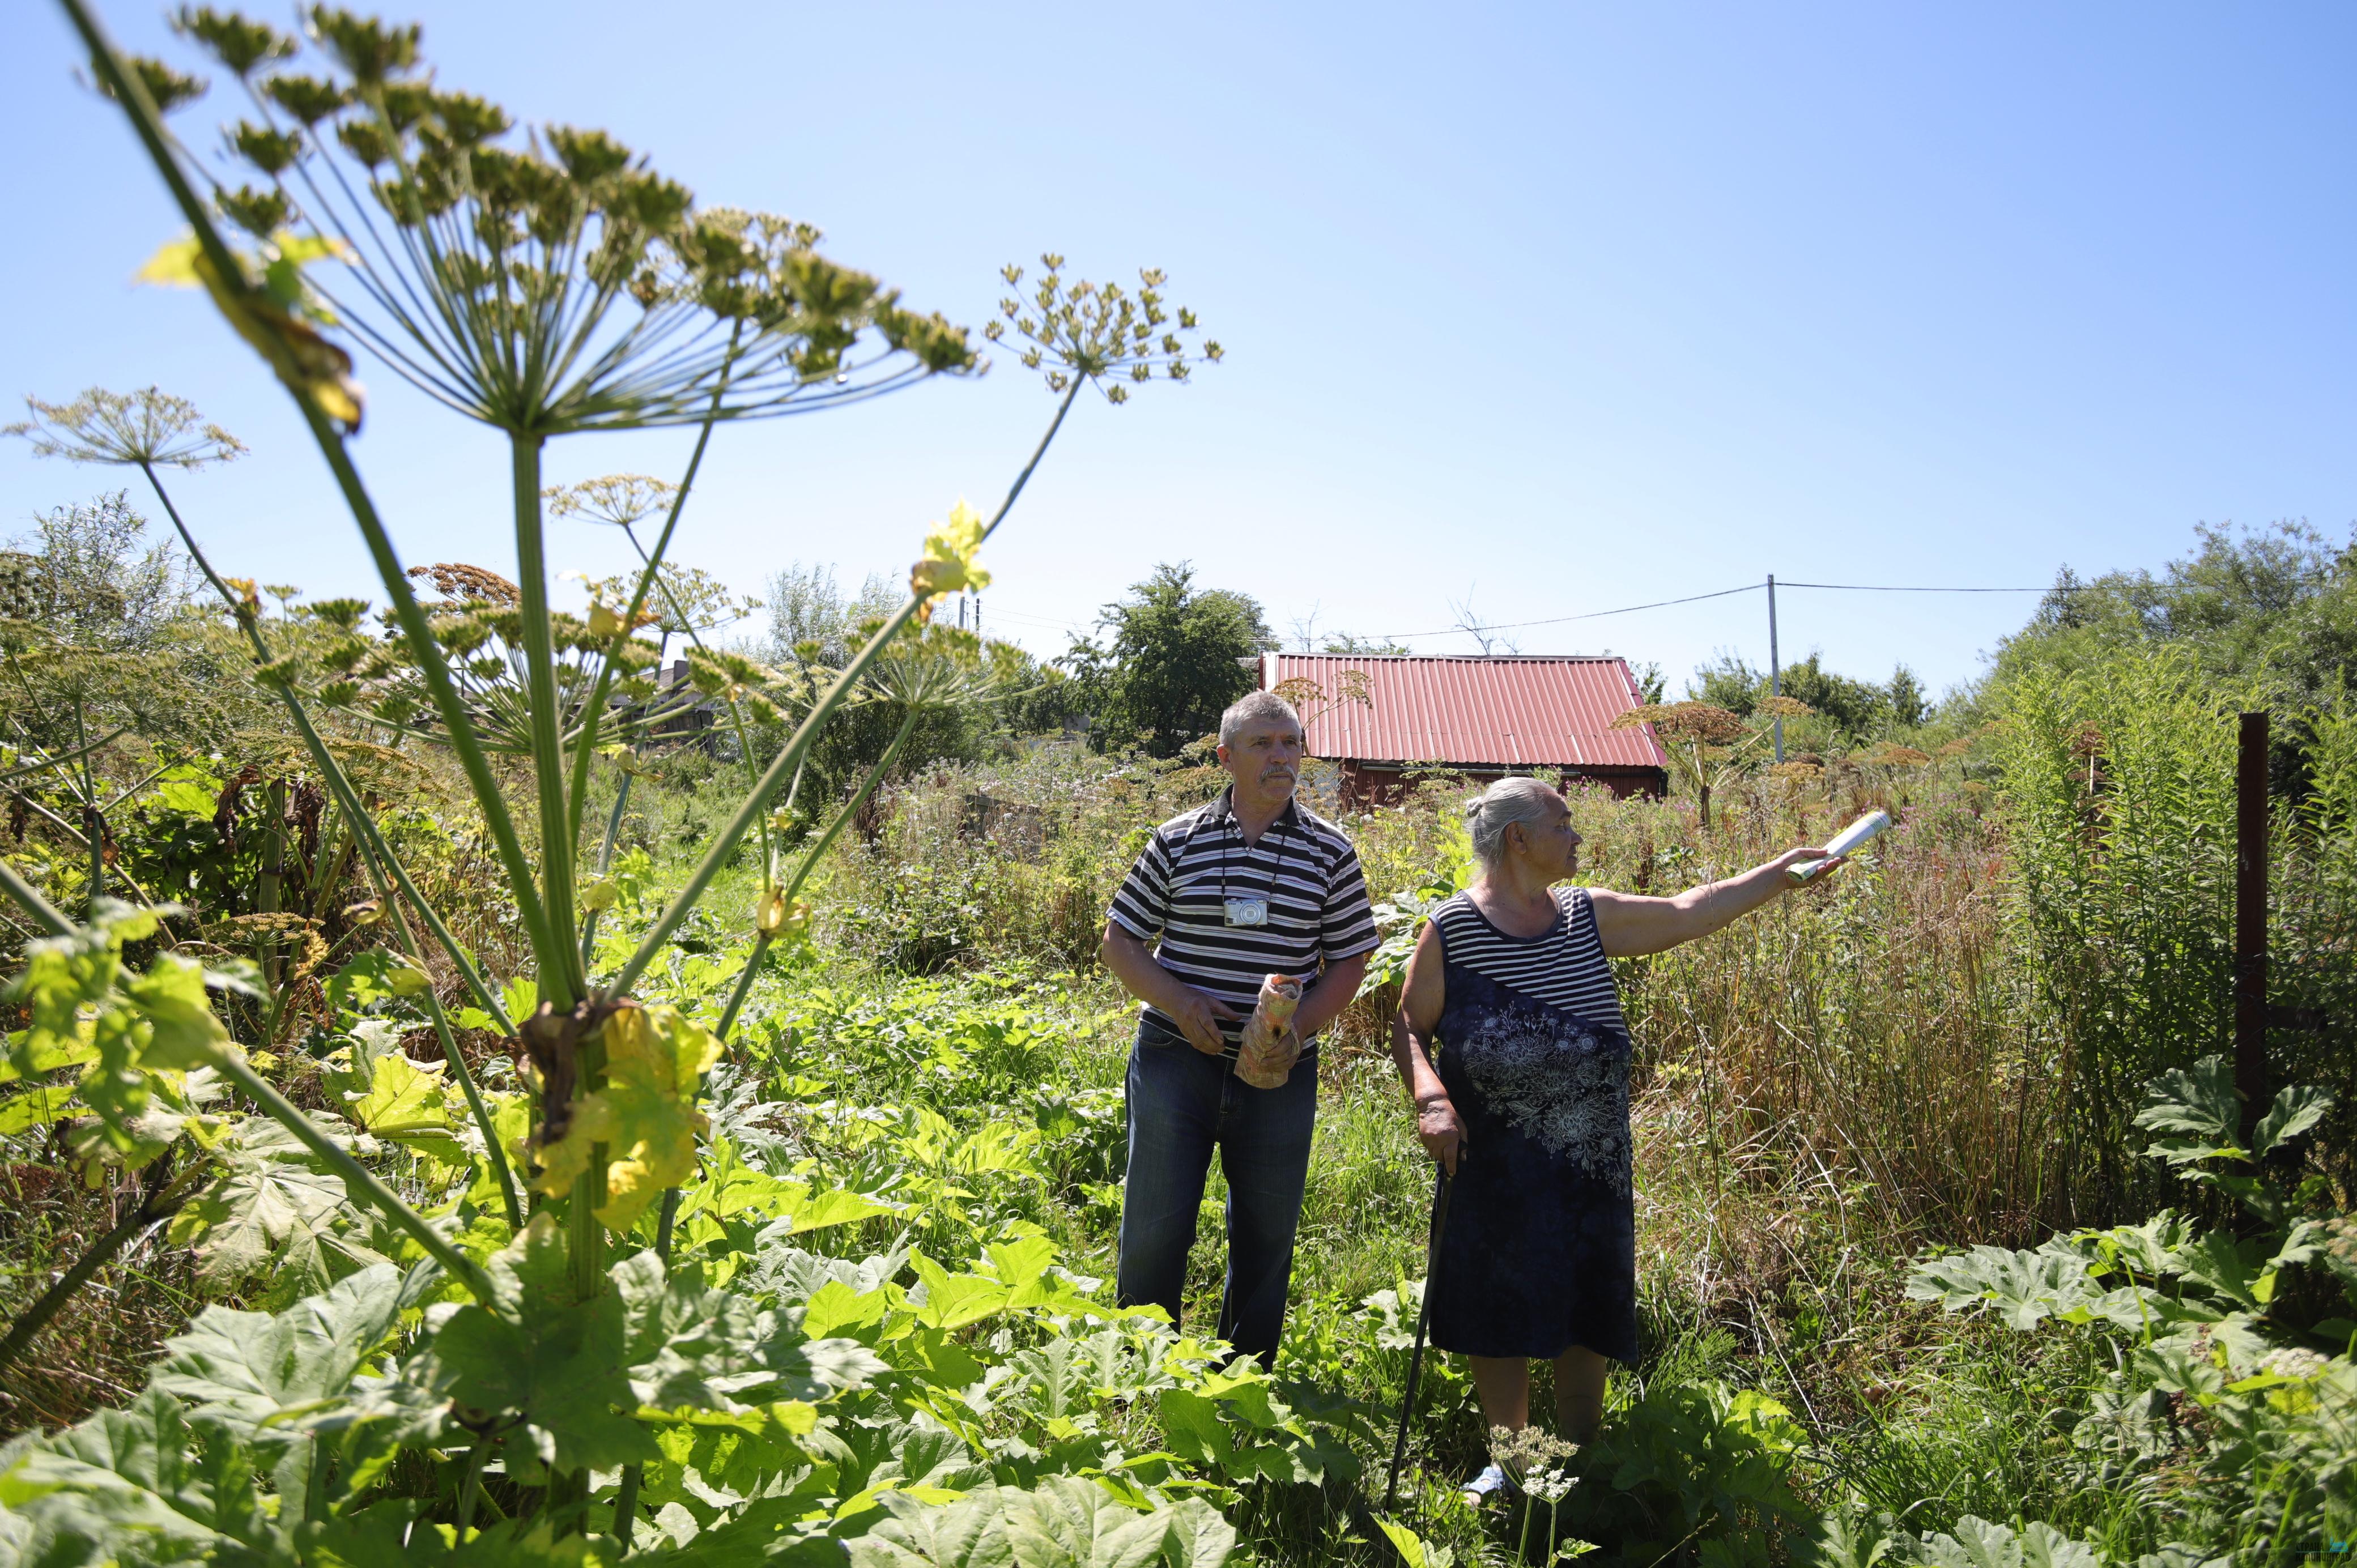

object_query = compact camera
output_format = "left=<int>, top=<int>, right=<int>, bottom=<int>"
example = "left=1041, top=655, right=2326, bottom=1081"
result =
left=1223, top=896, right=1270, bottom=928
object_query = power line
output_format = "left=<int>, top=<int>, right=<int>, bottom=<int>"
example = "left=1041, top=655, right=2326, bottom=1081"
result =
left=1367, top=583, right=1763, bottom=641
left=1364, top=576, right=2052, bottom=644
left=1779, top=581, right=2047, bottom=593
left=977, top=604, right=1090, bottom=633
left=981, top=577, right=2053, bottom=648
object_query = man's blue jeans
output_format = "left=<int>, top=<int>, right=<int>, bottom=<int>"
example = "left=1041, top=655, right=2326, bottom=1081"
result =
left=1116, top=1018, right=1317, bottom=1366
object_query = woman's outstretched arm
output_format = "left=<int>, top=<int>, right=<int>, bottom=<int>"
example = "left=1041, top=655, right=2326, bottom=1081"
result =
left=1390, top=921, right=1465, bottom=1173
left=1588, top=844, right=1839, bottom=957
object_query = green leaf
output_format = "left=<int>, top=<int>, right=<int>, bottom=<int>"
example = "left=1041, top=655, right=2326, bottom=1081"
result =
left=1916, top=1518, right=2101, bottom=1568
left=1806, top=1510, right=1899, bottom=1568
left=803, top=1277, right=895, bottom=1341
left=985, top=1233, right=1064, bottom=1309
left=1903, top=1244, right=2102, bottom=1330
left=424, top=1213, right=655, bottom=1474
left=0, top=1026, right=97, bottom=1086
left=614, top=1249, right=884, bottom=1413
left=1158, top=1498, right=1238, bottom=1568
left=912, top=1251, right=1011, bottom=1331
left=171, top=1115, right=387, bottom=1293
left=0, top=1081, right=79, bottom=1134
left=1002, top=1338, right=1092, bottom=1425
left=776, top=1181, right=909, bottom=1235
left=148, top=766, right=224, bottom=821
left=999, top=1476, right=1173, bottom=1568
left=122, top=953, right=231, bottom=1070
left=849, top=1489, right=1012, bottom=1568
left=500, top=973, right=538, bottom=1024
left=847, top=1481, right=1235, bottom=1568
left=1372, top=1515, right=1452, bottom=1568
left=0, top=1388, right=280, bottom=1564
left=2133, top=1056, right=2243, bottom=1149
left=151, top=1262, right=407, bottom=1434
left=2175, top=1230, right=2268, bottom=1312
left=301, top=1510, right=626, bottom=1566
left=327, top=951, right=405, bottom=1018
left=349, top=1050, right=456, bottom=1143
left=2249, top=1084, right=2333, bottom=1160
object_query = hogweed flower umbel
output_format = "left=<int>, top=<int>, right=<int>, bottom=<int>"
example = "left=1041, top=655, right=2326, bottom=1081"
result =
left=4, top=386, right=247, bottom=470
left=988, top=254, right=1222, bottom=404
left=157, top=6, right=976, bottom=436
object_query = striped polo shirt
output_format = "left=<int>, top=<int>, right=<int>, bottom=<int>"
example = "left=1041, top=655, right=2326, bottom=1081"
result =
left=1429, top=887, right=1627, bottom=1030
left=1108, top=791, right=1379, bottom=1059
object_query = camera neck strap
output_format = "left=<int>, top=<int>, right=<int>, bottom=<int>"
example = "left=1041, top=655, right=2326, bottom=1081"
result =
left=1218, top=802, right=1294, bottom=908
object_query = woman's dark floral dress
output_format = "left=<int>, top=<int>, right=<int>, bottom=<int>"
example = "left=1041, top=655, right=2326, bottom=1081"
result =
left=1423, top=888, right=1637, bottom=1363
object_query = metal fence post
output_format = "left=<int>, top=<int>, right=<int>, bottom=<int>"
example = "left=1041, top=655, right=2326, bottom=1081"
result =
left=2234, top=711, right=2268, bottom=1140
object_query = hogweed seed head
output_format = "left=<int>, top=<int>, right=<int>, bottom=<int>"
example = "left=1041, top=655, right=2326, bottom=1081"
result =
left=544, top=473, right=679, bottom=530
left=5, top=386, right=246, bottom=471
left=991, top=257, right=1218, bottom=402
left=150, top=10, right=975, bottom=436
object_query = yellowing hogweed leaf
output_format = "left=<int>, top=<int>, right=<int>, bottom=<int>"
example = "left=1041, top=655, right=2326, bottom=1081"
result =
left=908, top=499, right=992, bottom=600
left=137, top=228, right=364, bottom=431
left=754, top=888, right=812, bottom=940
left=526, top=1004, right=723, bottom=1232
left=350, top=1053, right=454, bottom=1141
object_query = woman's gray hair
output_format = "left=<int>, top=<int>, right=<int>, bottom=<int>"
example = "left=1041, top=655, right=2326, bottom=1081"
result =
left=1219, top=689, right=1301, bottom=748
left=1462, top=776, right=1563, bottom=868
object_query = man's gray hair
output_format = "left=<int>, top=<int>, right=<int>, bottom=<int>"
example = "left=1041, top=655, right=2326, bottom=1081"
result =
left=1218, top=689, right=1301, bottom=748
left=1462, top=776, right=1563, bottom=868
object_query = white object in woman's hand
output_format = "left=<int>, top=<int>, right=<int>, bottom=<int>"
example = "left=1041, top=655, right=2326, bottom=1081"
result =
left=1416, top=1096, right=1466, bottom=1175
left=1770, top=844, right=1847, bottom=888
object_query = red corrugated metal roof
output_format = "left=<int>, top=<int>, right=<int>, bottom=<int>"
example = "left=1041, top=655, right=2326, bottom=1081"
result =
left=1261, top=654, right=1669, bottom=772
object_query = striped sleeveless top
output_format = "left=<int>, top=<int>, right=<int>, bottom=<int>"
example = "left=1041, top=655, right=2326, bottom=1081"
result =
left=1430, top=887, right=1626, bottom=1029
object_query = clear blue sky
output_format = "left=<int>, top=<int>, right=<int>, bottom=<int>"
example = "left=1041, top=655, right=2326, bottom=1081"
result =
left=5, top=2, right=2353, bottom=697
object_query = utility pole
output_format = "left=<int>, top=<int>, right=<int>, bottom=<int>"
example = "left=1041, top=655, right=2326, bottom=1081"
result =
left=1767, top=574, right=1783, bottom=764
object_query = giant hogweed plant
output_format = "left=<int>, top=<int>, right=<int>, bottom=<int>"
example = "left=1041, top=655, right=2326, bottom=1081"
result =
left=1905, top=1057, right=2356, bottom=1547
left=2, top=0, right=1221, bottom=1550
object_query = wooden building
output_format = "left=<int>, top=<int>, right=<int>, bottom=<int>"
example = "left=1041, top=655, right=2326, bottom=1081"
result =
left=1256, top=652, right=1669, bottom=806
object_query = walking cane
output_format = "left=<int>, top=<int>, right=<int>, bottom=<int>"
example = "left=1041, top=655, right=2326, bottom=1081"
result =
left=1383, top=1164, right=1454, bottom=1512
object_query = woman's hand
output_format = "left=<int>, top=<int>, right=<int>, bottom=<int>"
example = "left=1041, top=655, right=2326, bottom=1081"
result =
left=1416, top=1094, right=1466, bottom=1175
left=1767, top=845, right=1845, bottom=888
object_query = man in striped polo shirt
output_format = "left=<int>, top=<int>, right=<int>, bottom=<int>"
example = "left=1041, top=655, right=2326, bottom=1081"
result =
left=1100, top=689, right=1379, bottom=1365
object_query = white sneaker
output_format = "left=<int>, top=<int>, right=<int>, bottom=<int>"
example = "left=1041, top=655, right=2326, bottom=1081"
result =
left=1462, top=1463, right=1517, bottom=1505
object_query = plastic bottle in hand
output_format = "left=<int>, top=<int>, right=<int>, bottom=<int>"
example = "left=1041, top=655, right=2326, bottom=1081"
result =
left=1236, top=974, right=1303, bottom=1089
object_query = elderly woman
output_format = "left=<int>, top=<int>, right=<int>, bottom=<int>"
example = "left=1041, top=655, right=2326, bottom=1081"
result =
left=1391, top=776, right=1837, bottom=1483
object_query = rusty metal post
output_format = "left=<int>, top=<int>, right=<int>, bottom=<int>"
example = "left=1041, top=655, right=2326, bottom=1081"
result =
left=2234, top=711, right=2269, bottom=1140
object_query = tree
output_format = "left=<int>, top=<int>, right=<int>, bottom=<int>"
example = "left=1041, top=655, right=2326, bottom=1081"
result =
left=1322, top=632, right=1413, bottom=655
left=1992, top=521, right=2357, bottom=717
left=754, top=561, right=1067, bottom=810
left=1065, top=563, right=1273, bottom=758
left=764, top=563, right=899, bottom=667
left=1685, top=650, right=1922, bottom=741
